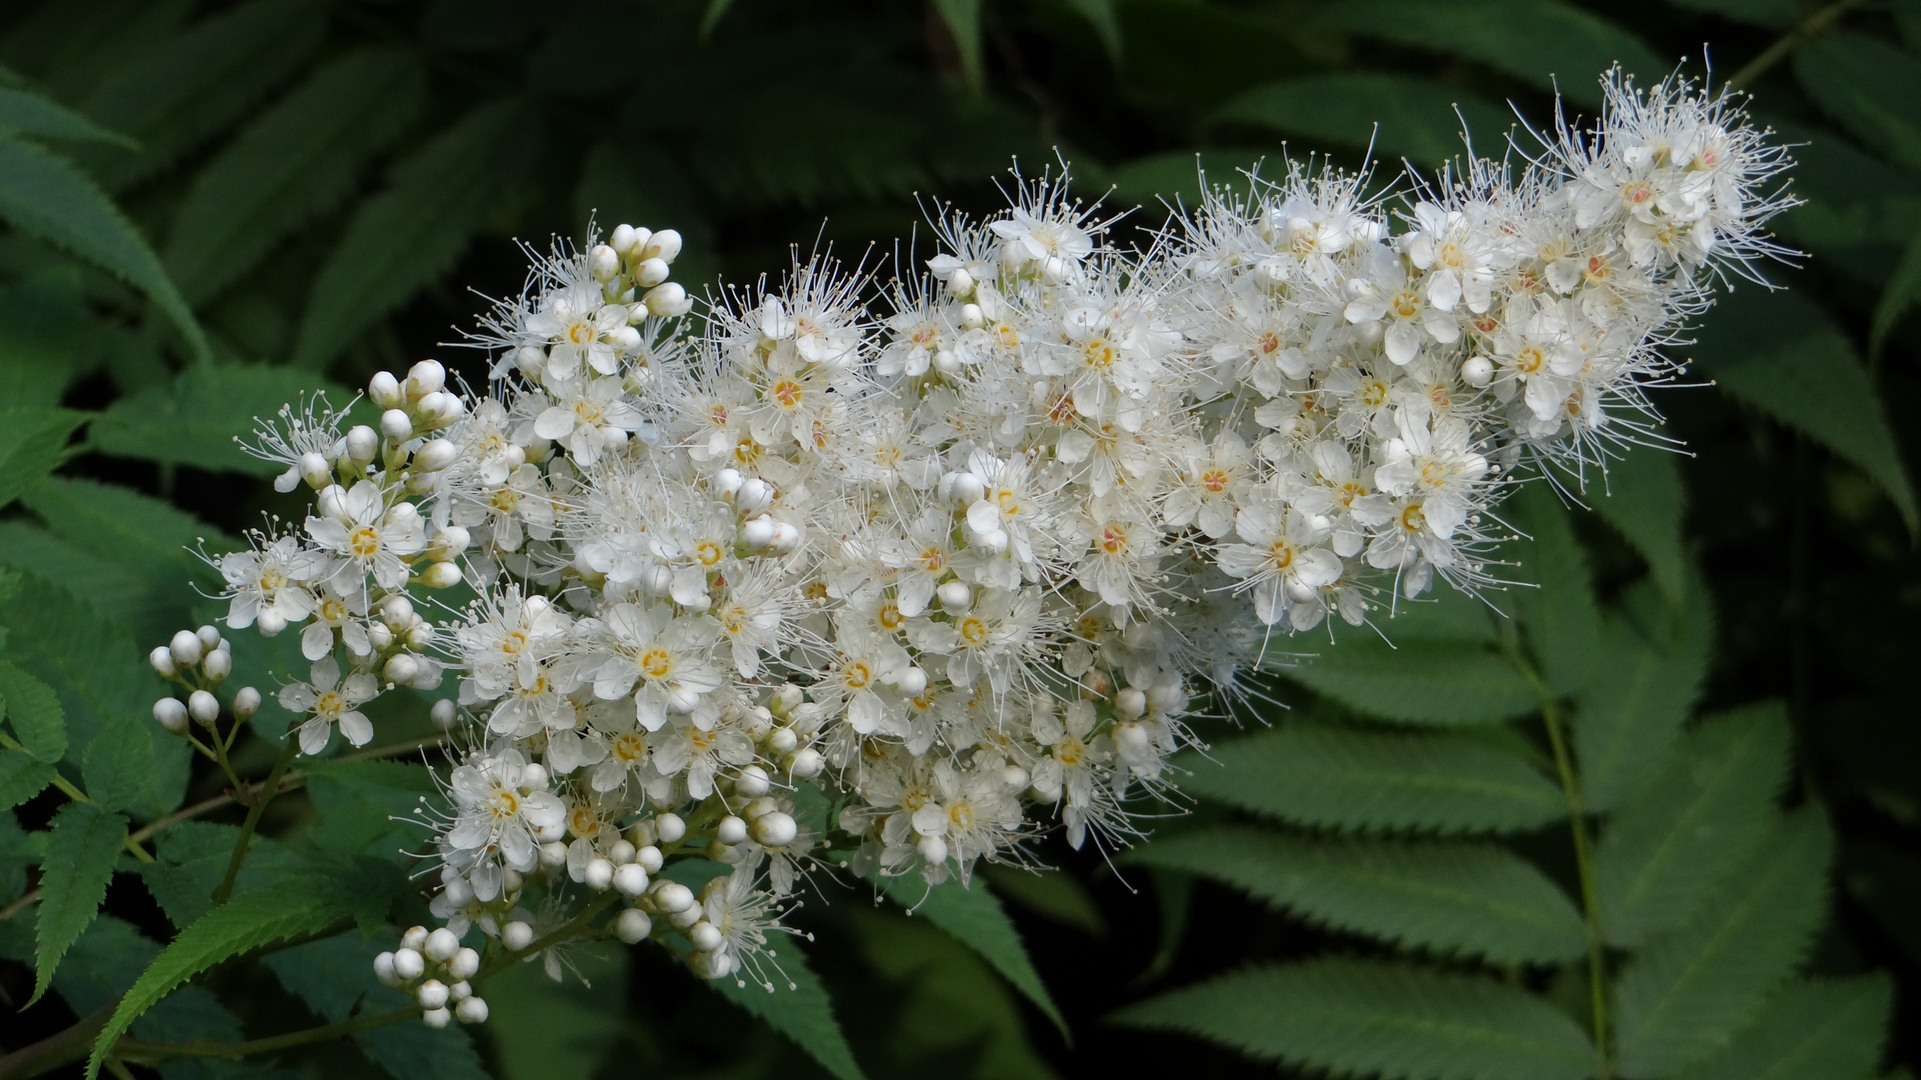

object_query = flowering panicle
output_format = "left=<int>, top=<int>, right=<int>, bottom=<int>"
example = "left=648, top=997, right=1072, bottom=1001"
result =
left=148, top=70, right=1792, bottom=1021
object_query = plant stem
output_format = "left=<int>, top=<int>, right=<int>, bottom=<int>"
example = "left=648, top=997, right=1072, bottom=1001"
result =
left=0, top=1001, right=114, bottom=1080
left=1726, top=0, right=1865, bottom=87
left=1539, top=690, right=1610, bottom=1076
left=113, top=1005, right=422, bottom=1065
left=210, top=737, right=300, bottom=905
left=0, top=734, right=156, bottom=864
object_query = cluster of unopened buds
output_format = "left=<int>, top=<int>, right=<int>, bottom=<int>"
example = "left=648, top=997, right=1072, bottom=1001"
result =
left=148, top=625, right=259, bottom=739
left=375, top=925, right=488, bottom=1027
left=167, top=70, right=1792, bottom=1024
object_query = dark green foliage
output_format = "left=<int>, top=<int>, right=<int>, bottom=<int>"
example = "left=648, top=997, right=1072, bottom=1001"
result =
left=1213, top=75, right=1511, bottom=169
left=1679, top=976, right=1893, bottom=1080
left=31, top=801, right=125, bottom=1005
left=715, top=946, right=868, bottom=1080
left=878, top=872, right=1067, bottom=1035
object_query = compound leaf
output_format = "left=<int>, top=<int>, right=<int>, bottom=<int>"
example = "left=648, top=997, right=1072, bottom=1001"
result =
left=31, top=802, right=125, bottom=1007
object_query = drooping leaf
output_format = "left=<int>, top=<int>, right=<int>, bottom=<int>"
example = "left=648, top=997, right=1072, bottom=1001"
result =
left=1504, top=483, right=1601, bottom=695
left=81, top=718, right=155, bottom=813
left=165, top=45, right=429, bottom=305
left=1132, top=827, right=1585, bottom=965
left=1112, top=958, right=1595, bottom=1080
left=1182, top=722, right=1564, bottom=834
left=931, top=0, right=984, bottom=92
left=0, top=85, right=135, bottom=146
left=0, top=138, right=207, bottom=363
left=1613, top=807, right=1836, bottom=1077
left=1588, top=447, right=1688, bottom=602
left=486, top=941, right=630, bottom=1080
left=1573, top=589, right=1712, bottom=812
left=0, top=407, right=87, bottom=511
left=879, top=872, right=1067, bottom=1035
left=1308, top=0, right=1663, bottom=107
left=1212, top=74, right=1512, bottom=168
left=1283, top=637, right=1537, bottom=726
left=0, top=749, right=55, bottom=810
left=91, top=363, right=350, bottom=475
left=292, top=98, right=536, bottom=370
left=1594, top=701, right=1792, bottom=946
left=86, top=874, right=369, bottom=1079
left=31, top=802, right=126, bottom=1006
left=714, top=944, right=868, bottom=1080
left=1679, top=976, right=1892, bottom=1080
left=1794, top=34, right=1921, bottom=174
left=0, top=657, right=69, bottom=762
left=74, top=0, right=327, bottom=192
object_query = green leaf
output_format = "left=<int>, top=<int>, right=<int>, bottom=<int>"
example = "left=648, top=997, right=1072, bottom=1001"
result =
left=1504, top=483, right=1601, bottom=695
left=1664, top=0, right=1797, bottom=29
left=1573, top=592, right=1712, bottom=812
left=1594, top=701, right=1792, bottom=946
left=0, top=267, right=85, bottom=409
left=32, top=802, right=125, bottom=1006
left=1613, top=807, right=1836, bottom=1077
left=0, top=407, right=87, bottom=510
left=81, top=718, right=154, bottom=814
left=1308, top=0, right=1664, bottom=108
left=1182, top=722, right=1564, bottom=834
left=0, top=749, right=55, bottom=810
left=0, top=85, right=135, bottom=146
left=714, top=944, right=868, bottom=1080
left=1064, top=0, right=1123, bottom=62
left=74, top=0, right=327, bottom=192
left=0, top=657, right=68, bottom=762
left=1679, top=976, right=1892, bottom=1080
left=1106, top=148, right=1274, bottom=211
left=300, top=758, right=443, bottom=861
left=266, top=932, right=491, bottom=1080
left=981, top=864, right=1107, bottom=936
left=1692, top=284, right=1918, bottom=532
left=0, top=137, right=208, bottom=363
left=879, top=872, right=1067, bottom=1035
left=1112, top=958, right=1594, bottom=1080
left=86, top=875, right=366, bottom=1079
left=293, top=98, right=535, bottom=370
left=21, top=474, right=226, bottom=575
left=165, top=45, right=428, bottom=306
left=1588, top=447, right=1688, bottom=602
left=1212, top=74, right=1512, bottom=169
left=1794, top=34, right=1921, bottom=173
left=1132, top=827, right=1585, bottom=965
left=486, top=941, right=630, bottom=1080
left=931, top=0, right=984, bottom=91
left=1870, top=224, right=1921, bottom=359
left=1284, top=637, right=1536, bottom=726
left=91, top=363, right=347, bottom=475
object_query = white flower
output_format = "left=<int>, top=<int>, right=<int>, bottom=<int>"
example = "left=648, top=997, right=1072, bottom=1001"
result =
left=530, top=376, right=645, bottom=467
left=215, top=534, right=325, bottom=632
left=277, top=657, right=378, bottom=755
left=525, top=281, right=629, bottom=381
left=443, top=747, right=564, bottom=898
left=1215, top=498, right=1344, bottom=625
left=589, top=603, right=725, bottom=731
left=306, top=481, right=426, bottom=591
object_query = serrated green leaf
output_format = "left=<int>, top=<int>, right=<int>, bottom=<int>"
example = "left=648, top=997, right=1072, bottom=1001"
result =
left=0, top=267, right=85, bottom=409
left=0, top=523, right=175, bottom=649
left=1614, top=807, right=1835, bottom=1077
left=91, top=363, right=347, bottom=475
left=1213, top=74, right=1511, bottom=169
left=74, top=0, right=326, bottom=192
left=1112, top=958, right=1594, bottom=1080
left=1132, top=827, right=1585, bottom=964
left=0, top=85, right=134, bottom=146
left=714, top=944, right=868, bottom=1080
left=0, top=137, right=207, bottom=363
left=86, top=875, right=366, bottom=1079
left=932, top=0, right=984, bottom=92
left=0, top=657, right=68, bottom=762
left=32, top=802, right=125, bottom=1006
left=81, top=718, right=154, bottom=813
left=486, top=941, right=630, bottom=1080
left=266, top=932, right=491, bottom=1080
left=0, top=0, right=199, bottom=104
left=1284, top=636, right=1537, bottom=726
left=1309, top=0, right=1663, bottom=108
left=1505, top=484, right=1600, bottom=695
left=1870, top=225, right=1921, bottom=358
left=292, top=98, right=535, bottom=369
left=0, top=748, right=55, bottom=810
left=0, top=407, right=87, bottom=510
left=1795, top=34, right=1921, bottom=174
left=166, top=45, right=428, bottom=305
left=1680, top=976, right=1892, bottom=1080
left=880, top=872, right=1067, bottom=1035
left=1692, top=285, right=1918, bottom=532
left=1573, top=592, right=1712, bottom=812
left=1589, top=447, right=1688, bottom=602
left=20, top=474, right=227, bottom=576
left=1595, top=701, right=1791, bottom=946
left=1183, top=722, right=1564, bottom=834
left=981, top=864, right=1106, bottom=936
left=301, top=758, right=443, bottom=861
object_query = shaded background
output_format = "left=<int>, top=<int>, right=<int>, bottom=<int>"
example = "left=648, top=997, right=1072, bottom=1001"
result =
left=1, top=0, right=1918, bottom=1077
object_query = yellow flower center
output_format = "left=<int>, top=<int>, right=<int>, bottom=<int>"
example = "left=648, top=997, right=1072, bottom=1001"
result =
left=640, top=648, right=674, bottom=680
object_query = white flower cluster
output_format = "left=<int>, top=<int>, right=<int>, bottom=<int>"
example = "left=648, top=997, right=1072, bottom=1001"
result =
left=180, top=72, right=1788, bottom=1013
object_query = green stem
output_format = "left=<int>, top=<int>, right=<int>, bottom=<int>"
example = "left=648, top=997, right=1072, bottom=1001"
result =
left=0, top=734, right=155, bottom=864
left=113, top=1005, right=421, bottom=1065
left=1726, top=0, right=1865, bottom=87
left=210, top=737, right=300, bottom=905
left=474, top=893, right=617, bottom=984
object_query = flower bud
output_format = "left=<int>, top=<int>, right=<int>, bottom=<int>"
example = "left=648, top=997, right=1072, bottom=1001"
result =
left=149, top=646, right=177, bottom=677
left=384, top=653, right=420, bottom=685
left=960, top=303, right=984, bottom=329
left=977, top=526, right=1009, bottom=555
left=450, top=947, right=480, bottom=979
left=423, top=1007, right=451, bottom=1029
left=750, top=811, right=797, bottom=847
left=413, top=439, right=457, bottom=472
left=442, top=876, right=474, bottom=908
left=168, top=629, right=203, bottom=667
left=713, top=468, right=743, bottom=497
left=933, top=348, right=962, bottom=375
left=417, top=979, right=449, bottom=1009
left=611, top=223, right=644, bottom=256
left=741, top=516, right=776, bottom=550
left=636, top=844, right=663, bottom=872
left=393, top=947, right=425, bottom=981
left=670, top=900, right=705, bottom=929
left=345, top=427, right=379, bottom=466
left=937, top=581, right=972, bottom=613
left=651, top=881, right=695, bottom=914
left=187, top=690, right=220, bottom=724
left=634, top=257, right=670, bottom=287
left=613, top=862, right=649, bottom=896
left=406, top=359, right=446, bottom=397
left=607, top=839, right=636, bottom=866
left=768, top=520, right=801, bottom=554
left=233, top=686, right=261, bottom=721
left=948, top=267, right=975, bottom=296
left=588, top=244, right=620, bottom=281
left=374, top=951, right=400, bottom=988
left=153, top=697, right=189, bottom=734
left=736, top=477, right=773, bottom=514
left=643, top=281, right=688, bottom=317
left=1113, top=720, right=1152, bottom=755
left=786, top=747, right=824, bottom=779
left=299, top=452, right=332, bottom=489
left=401, top=926, right=429, bottom=951
left=1147, top=673, right=1186, bottom=714
left=1461, top=355, right=1494, bottom=388
left=946, top=470, right=985, bottom=506
left=428, top=526, right=471, bottom=560
left=425, top=927, right=460, bottom=962
left=584, top=857, right=615, bottom=891
left=767, top=726, right=798, bottom=754
left=643, top=229, right=682, bottom=263
left=688, top=921, right=723, bottom=952
left=368, top=623, right=395, bottom=651
left=716, top=815, right=748, bottom=844
left=733, top=765, right=770, bottom=798
left=421, top=390, right=463, bottom=423
left=380, top=409, right=413, bottom=442
left=1002, top=764, right=1029, bottom=791
left=368, top=371, right=404, bottom=409
left=201, top=649, right=231, bottom=682
left=654, top=812, right=687, bottom=843
left=255, top=609, right=287, bottom=637
left=431, top=699, right=457, bottom=729
left=895, top=666, right=928, bottom=698
left=502, top=921, right=535, bottom=951
left=421, top=561, right=463, bottom=589
left=1115, top=687, right=1147, bottom=719
left=455, top=996, right=488, bottom=1025
left=449, top=980, right=472, bottom=1002
left=616, top=907, right=653, bottom=944
left=917, top=834, right=948, bottom=864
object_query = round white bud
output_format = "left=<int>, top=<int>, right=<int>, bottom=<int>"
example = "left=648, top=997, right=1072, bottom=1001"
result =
left=688, top=921, right=723, bottom=952
left=520, top=762, right=549, bottom=789
left=741, top=796, right=778, bottom=821
left=379, top=595, right=413, bottom=629
left=406, top=359, right=446, bottom=397
left=379, top=409, right=413, bottom=442
left=153, top=697, right=189, bottom=734
left=616, top=907, right=653, bottom=944
left=948, top=267, right=975, bottom=296
left=441, top=876, right=474, bottom=909
left=430, top=525, right=472, bottom=558
left=148, top=646, right=177, bottom=677
left=584, top=857, right=615, bottom=891
left=368, top=371, right=404, bottom=409
left=1113, top=720, right=1152, bottom=755
left=299, top=452, right=332, bottom=489
left=367, top=623, right=395, bottom=652
left=344, top=426, right=379, bottom=465
left=419, top=391, right=462, bottom=423
left=895, top=666, right=929, bottom=698
left=255, top=609, right=286, bottom=637
left=608, top=839, right=637, bottom=865
left=933, top=348, right=962, bottom=374
left=741, top=516, right=776, bottom=550
left=960, top=303, right=984, bottom=329
left=643, top=281, right=688, bottom=317
left=417, top=979, right=449, bottom=1010
left=200, top=648, right=231, bottom=681
left=413, top=439, right=457, bottom=472
left=786, top=747, right=824, bottom=779
left=169, top=630, right=203, bottom=667
left=196, top=624, right=222, bottom=650
left=421, top=562, right=463, bottom=589
left=538, top=840, right=566, bottom=868
left=612, top=325, right=641, bottom=351
left=716, top=815, right=748, bottom=844
left=981, top=527, right=1011, bottom=554
left=768, top=521, right=801, bottom=554
left=1461, top=355, right=1494, bottom=388
left=733, top=765, right=770, bottom=798
left=634, top=257, right=670, bottom=287
left=1147, top=674, right=1186, bottom=714
left=768, top=726, right=798, bottom=754
left=937, top=581, right=972, bottom=613
left=750, top=811, right=798, bottom=848
left=641, top=229, right=682, bottom=263
left=636, top=845, right=663, bottom=872
left=651, top=881, right=695, bottom=914
left=422, top=1007, right=451, bottom=1029
left=425, top=927, right=460, bottom=962
left=1002, top=765, right=1029, bottom=791
left=393, top=947, right=425, bottom=981
left=736, top=478, right=773, bottom=514
left=917, top=834, right=949, bottom=864
left=383, top=654, right=420, bottom=686
left=654, top=812, right=686, bottom=843
left=455, top=996, right=489, bottom=1025
left=430, top=699, right=457, bottom=730
left=373, top=951, right=400, bottom=988
left=450, top=947, right=481, bottom=980
left=714, top=468, right=744, bottom=497
left=639, top=563, right=674, bottom=598
left=401, top=926, right=429, bottom=951
left=233, top=686, right=261, bottom=721
left=187, top=690, right=219, bottom=724
left=501, top=921, right=535, bottom=951
left=610, top=223, right=641, bottom=256
left=588, top=243, right=620, bottom=281
left=449, top=980, right=471, bottom=1002
left=950, top=471, right=986, bottom=506
left=613, top=863, right=649, bottom=897
left=1115, top=687, right=1147, bottom=719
